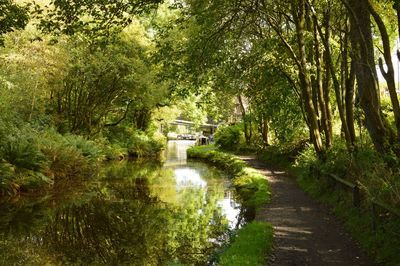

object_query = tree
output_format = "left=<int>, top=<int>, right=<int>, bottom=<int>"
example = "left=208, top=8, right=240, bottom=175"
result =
left=36, top=0, right=162, bottom=44
left=347, top=0, right=391, bottom=154
left=0, top=0, right=29, bottom=46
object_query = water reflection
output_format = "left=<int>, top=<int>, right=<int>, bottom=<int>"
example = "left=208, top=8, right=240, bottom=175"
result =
left=164, top=140, right=196, bottom=166
left=0, top=141, right=246, bottom=265
left=174, top=168, right=207, bottom=189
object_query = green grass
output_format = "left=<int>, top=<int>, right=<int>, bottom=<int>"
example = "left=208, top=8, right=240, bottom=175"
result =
left=187, top=145, right=270, bottom=209
left=218, top=222, right=273, bottom=266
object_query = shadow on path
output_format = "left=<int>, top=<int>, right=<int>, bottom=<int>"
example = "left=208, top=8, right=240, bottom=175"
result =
left=238, top=155, right=376, bottom=266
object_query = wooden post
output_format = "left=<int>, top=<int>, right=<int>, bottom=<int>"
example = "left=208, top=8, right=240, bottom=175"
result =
left=353, top=185, right=360, bottom=208
left=371, top=203, right=377, bottom=231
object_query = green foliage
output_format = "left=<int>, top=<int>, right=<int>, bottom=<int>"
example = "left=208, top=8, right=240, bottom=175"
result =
left=295, top=140, right=400, bottom=207
left=0, top=125, right=50, bottom=194
left=63, top=134, right=103, bottom=162
left=39, top=129, right=102, bottom=180
left=127, top=132, right=165, bottom=158
left=104, top=125, right=166, bottom=158
left=0, top=161, right=17, bottom=195
left=36, top=0, right=161, bottom=43
left=0, top=0, right=29, bottom=46
left=259, top=138, right=309, bottom=168
left=0, top=130, right=46, bottom=172
left=214, top=124, right=243, bottom=150
left=218, top=222, right=273, bottom=266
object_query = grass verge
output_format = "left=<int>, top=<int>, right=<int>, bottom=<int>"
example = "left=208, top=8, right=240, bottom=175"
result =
left=218, top=221, right=273, bottom=266
left=187, top=145, right=270, bottom=209
left=187, top=145, right=273, bottom=265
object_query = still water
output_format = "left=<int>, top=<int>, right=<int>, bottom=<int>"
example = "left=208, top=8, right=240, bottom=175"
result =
left=0, top=141, right=244, bottom=265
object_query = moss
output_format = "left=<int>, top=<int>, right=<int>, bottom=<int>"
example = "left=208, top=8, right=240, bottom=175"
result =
left=218, top=222, right=273, bottom=266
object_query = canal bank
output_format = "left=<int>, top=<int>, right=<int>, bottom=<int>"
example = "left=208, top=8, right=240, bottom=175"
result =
left=186, top=145, right=273, bottom=266
left=0, top=141, right=245, bottom=265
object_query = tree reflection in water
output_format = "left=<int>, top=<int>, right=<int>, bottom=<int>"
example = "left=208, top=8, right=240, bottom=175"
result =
left=0, top=160, right=246, bottom=265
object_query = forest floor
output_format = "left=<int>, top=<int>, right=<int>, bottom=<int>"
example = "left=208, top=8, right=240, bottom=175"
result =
left=238, top=155, right=377, bottom=266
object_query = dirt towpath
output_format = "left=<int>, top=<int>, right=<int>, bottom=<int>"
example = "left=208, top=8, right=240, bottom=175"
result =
left=238, top=155, right=376, bottom=266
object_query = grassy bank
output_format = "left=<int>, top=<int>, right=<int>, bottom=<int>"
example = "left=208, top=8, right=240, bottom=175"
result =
left=218, top=222, right=273, bottom=266
left=187, top=145, right=272, bottom=265
left=259, top=140, right=400, bottom=265
left=187, top=145, right=270, bottom=209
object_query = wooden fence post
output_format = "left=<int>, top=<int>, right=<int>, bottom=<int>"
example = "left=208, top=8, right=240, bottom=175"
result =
left=353, top=185, right=360, bottom=208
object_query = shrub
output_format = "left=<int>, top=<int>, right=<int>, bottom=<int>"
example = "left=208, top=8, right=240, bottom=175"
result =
left=0, top=161, right=17, bottom=195
left=259, top=138, right=309, bottom=168
left=63, top=134, right=103, bottom=162
left=0, top=125, right=51, bottom=194
left=104, top=125, right=165, bottom=158
left=214, top=124, right=243, bottom=150
left=0, top=130, right=47, bottom=172
left=127, top=132, right=165, bottom=158
left=39, top=129, right=99, bottom=180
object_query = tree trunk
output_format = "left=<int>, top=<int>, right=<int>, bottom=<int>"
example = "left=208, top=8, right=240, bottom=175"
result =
left=294, top=0, right=325, bottom=157
left=313, top=10, right=331, bottom=149
left=368, top=0, right=400, bottom=140
left=341, top=17, right=357, bottom=146
left=262, top=115, right=269, bottom=146
left=348, top=0, right=389, bottom=154
left=238, top=95, right=251, bottom=145
left=345, top=60, right=357, bottom=145
left=311, top=4, right=353, bottom=151
left=322, top=9, right=333, bottom=148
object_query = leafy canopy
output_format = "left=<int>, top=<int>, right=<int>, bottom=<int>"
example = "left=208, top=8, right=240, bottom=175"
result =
left=0, top=0, right=29, bottom=46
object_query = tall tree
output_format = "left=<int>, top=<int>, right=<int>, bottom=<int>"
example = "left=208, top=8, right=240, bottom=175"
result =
left=347, top=0, right=390, bottom=154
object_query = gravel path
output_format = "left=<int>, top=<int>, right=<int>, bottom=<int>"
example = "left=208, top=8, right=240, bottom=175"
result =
left=238, top=155, right=377, bottom=266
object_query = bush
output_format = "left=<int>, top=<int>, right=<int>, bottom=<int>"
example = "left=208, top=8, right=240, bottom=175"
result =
left=0, top=161, right=17, bottom=195
left=63, top=134, right=103, bottom=162
left=39, top=129, right=100, bottom=180
left=104, top=125, right=165, bottom=158
left=259, top=138, right=309, bottom=168
left=0, top=133, right=47, bottom=172
left=127, top=132, right=165, bottom=158
left=214, top=124, right=243, bottom=150
left=0, top=125, right=52, bottom=194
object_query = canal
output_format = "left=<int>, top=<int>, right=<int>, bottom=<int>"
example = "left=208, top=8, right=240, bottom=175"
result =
left=0, top=140, right=243, bottom=265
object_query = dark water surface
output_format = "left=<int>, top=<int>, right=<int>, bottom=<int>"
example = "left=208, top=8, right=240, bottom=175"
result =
left=0, top=141, right=244, bottom=265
